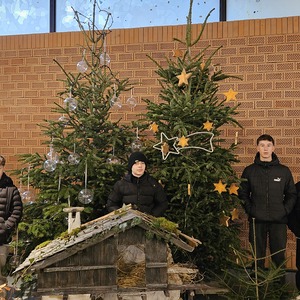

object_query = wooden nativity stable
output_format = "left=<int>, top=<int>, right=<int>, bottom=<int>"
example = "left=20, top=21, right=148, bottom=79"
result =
left=14, top=205, right=226, bottom=300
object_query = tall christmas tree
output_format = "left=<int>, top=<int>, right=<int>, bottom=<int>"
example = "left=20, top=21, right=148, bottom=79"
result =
left=137, top=0, right=242, bottom=273
left=14, top=1, right=135, bottom=256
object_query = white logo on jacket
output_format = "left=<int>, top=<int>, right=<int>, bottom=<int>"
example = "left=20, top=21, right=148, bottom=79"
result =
left=274, top=177, right=281, bottom=182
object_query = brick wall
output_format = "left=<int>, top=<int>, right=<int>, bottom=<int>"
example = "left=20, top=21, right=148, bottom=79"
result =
left=0, top=16, right=300, bottom=269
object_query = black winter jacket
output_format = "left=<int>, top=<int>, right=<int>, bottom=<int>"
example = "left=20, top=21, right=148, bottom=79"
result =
left=287, top=182, right=300, bottom=236
left=239, top=153, right=296, bottom=223
left=0, top=173, right=23, bottom=244
left=107, top=172, right=168, bottom=217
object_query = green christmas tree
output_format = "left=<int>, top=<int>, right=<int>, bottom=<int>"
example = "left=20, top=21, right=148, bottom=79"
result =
left=13, top=2, right=135, bottom=256
left=137, top=0, right=242, bottom=273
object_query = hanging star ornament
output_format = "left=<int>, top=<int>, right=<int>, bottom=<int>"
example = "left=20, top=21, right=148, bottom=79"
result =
left=214, top=180, right=227, bottom=194
left=179, top=132, right=214, bottom=153
left=220, top=214, right=230, bottom=227
left=228, top=183, right=239, bottom=195
left=172, top=49, right=183, bottom=58
left=203, top=120, right=213, bottom=131
left=176, top=68, right=192, bottom=86
left=161, top=142, right=170, bottom=156
left=200, top=62, right=206, bottom=70
left=149, top=122, right=159, bottom=133
left=231, top=208, right=239, bottom=220
left=178, top=136, right=189, bottom=148
left=153, top=132, right=180, bottom=160
left=223, top=88, right=238, bottom=102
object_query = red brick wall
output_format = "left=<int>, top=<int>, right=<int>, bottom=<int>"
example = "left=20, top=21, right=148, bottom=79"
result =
left=0, top=17, right=300, bottom=268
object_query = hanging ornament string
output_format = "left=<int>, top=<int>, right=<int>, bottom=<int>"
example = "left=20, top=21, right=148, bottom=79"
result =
left=77, top=49, right=88, bottom=73
left=100, top=34, right=111, bottom=66
left=131, top=127, right=143, bottom=151
left=64, top=87, right=77, bottom=111
left=107, top=145, right=120, bottom=164
left=78, top=159, right=94, bottom=204
left=126, top=88, right=137, bottom=108
left=27, top=165, right=30, bottom=193
left=110, top=83, right=122, bottom=108
left=68, top=143, right=80, bottom=165
left=57, top=175, right=61, bottom=203
left=21, top=165, right=36, bottom=204
left=84, top=160, right=88, bottom=190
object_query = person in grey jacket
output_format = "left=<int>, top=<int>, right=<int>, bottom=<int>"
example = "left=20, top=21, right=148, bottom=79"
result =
left=239, top=134, right=296, bottom=270
left=107, top=152, right=168, bottom=217
left=0, top=155, right=23, bottom=283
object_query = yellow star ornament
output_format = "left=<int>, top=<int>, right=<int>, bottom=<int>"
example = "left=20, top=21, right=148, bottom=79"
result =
left=223, top=88, right=238, bottom=102
left=149, top=122, right=159, bottom=133
left=161, top=142, right=170, bottom=156
left=203, top=120, right=213, bottom=131
left=178, top=136, right=189, bottom=148
left=214, top=180, right=227, bottom=194
left=231, top=208, right=239, bottom=220
left=220, top=214, right=230, bottom=227
left=177, top=69, right=192, bottom=87
left=172, top=49, right=183, bottom=58
left=228, top=183, right=239, bottom=195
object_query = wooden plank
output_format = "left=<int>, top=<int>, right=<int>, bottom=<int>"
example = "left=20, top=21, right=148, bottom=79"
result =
left=118, top=226, right=146, bottom=245
left=43, top=265, right=116, bottom=272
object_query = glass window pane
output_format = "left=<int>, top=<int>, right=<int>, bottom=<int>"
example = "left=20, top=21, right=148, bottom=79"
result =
left=0, top=0, right=49, bottom=36
left=56, top=0, right=219, bottom=32
left=227, top=0, right=300, bottom=21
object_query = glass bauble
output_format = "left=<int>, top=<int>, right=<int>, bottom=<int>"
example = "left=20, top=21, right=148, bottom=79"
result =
left=21, top=190, right=36, bottom=204
left=44, top=159, right=57, bottom=172
left=64, top=97, right=77, bottom=111
left=126, top=97, right=137, bottom=108
left=131, top=139, right=143, bottom=152
left=78, top=188, right=94, bottom=204
left=9, top=255, right=21, bottom=267
left=76, top=60, right=88, bottom=73
left=106, top=156, right=121, bottom=164
left=100, top=52, right=111, bottom=65
left=68, top=152, right=80, bottom=165
left=58, top=115, right=69, bottom=126
left=109, top=96, right=122, bottom=109
left=47, top=150, right=59, bottom=163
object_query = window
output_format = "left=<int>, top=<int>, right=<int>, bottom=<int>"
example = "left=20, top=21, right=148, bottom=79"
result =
left=0, top=0, right=300, bottom=36
left=56, top=0, right=219, bottom=32
left=227, top=0, right=300, bottom=21
left=0, top=0, right=49, bottom=36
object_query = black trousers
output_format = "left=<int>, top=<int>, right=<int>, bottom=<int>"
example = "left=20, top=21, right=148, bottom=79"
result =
left=249, top=220, right=287, bottom=269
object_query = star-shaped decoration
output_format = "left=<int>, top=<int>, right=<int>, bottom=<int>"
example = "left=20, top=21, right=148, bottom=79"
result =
left=179, top=131, right=214, bottom=153
left=203, top=120, right=213, bottom=131
left=153, top=132, right=180, bottom=160
left=176, top=68, right=192, bottom=87
left=188, top=183, right=191, bottom=196
left=178, top=136, right=189, bottom=148
left=149, top=122, right=159, bottom=133
left=220, top=214, right=230, bottom=227
left=161, top=142, right=169, bottom=155
left=228, top=183, right=239, bottom=195
left=200, top=62, right=206, bottom=70
left=231, top=208, right=239, bottom=220
left=214, top=180, right=227, bottom=194
left=223, top=88, right=238, bottom=102
left=172, top=49, right=183, bottom=58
